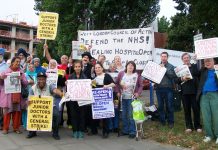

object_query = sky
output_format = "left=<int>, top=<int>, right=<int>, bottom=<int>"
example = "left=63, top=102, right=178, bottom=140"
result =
left=0, top=0, right=178, bottom=26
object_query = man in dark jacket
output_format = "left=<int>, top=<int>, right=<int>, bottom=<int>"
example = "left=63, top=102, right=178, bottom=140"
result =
left=156, top=52, right=177, bottom=128
left=196, top=58, right=218, bottom=144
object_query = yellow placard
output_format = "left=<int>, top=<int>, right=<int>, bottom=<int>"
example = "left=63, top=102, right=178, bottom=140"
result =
left=27, top=96, right=53, bottom=131
left=58, top=69, right=65, bottom=76
left=37, top=12, right=59, bottom=40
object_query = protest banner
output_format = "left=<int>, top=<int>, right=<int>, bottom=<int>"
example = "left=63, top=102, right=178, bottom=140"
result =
left=27, top=96, right=53, bottom=131
left=67, top=79, right=93, bottom=101
left=141, top=61, right=166, bottom=84
left=37, top=12, right=59, bottom=40
left=57, top=69, right=65, bottom=76
left=174, top=65, right=193, bottom=79
left=78, top=28, right=154, bottom=70
left=46, top=72, right=58, bottom=87
left=214, top=64, right=218, bottom=78
left=194, top=38, right=218, bottom=59
left=154, top=48, right=195, bottom=67
left=92, top=88, right=114, bottom=119
left=4, top=72, right=21, bottom=93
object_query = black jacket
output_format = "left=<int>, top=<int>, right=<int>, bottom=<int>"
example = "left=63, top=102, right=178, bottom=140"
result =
left=175, top=64, right=199, bottom=95
left=196, top=67, right=218, bottom=101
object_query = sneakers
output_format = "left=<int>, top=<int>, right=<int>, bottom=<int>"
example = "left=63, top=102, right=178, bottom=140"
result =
left=26, top=132, right=37, bottom=138
left=78, top=131, right=84, bottom=139
left=52, top=134, right=60, bottom=140
left=72, top=131, right=77, bottom=138
left=196, top=128, right=202, bottom=133
left=216, top=138, right=218, bottom=144
left=2, top=130, right=8, bottom=135
left=203, top=136, right=211, bottom=143
left=185, top=129, right=192, bottom=133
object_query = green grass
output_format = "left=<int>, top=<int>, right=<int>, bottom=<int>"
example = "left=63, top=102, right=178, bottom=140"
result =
left=143, top=111, right=218, bottom=150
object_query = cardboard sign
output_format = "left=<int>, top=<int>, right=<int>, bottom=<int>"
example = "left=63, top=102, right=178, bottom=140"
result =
left=194, top=38, right=218, bottom=59
left=141, top=61, right=166, bottom=84
left=67, top=79, right=93, bottom=101
left=92, top=88, right=114, bottom=119
left=37, top=12, right=59, bottom=40
left=78, top=28, right=154, bottom=70
left=27, top=96, right=53, bottom=131
left=46, top=72, right=58, bottom=88
left=4, top=72, right=21, bottom=93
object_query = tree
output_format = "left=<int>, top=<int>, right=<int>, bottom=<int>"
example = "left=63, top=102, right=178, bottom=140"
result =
left=33, top=0, right=160, bottom=60
left=158, top=16, right=170, bottom=33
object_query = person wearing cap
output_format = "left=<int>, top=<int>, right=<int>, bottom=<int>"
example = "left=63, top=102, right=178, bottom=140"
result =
left=0, top=48, right=8, bottom=129
left=26, top=72, right=63, bottom=140
left=0, top=56, right=28, bottom=134
left=81, top=51, right=94, bottom=79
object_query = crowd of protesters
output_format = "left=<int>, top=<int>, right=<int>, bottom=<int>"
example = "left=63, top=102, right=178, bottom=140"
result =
left=0, top=46, right=217, bottom=144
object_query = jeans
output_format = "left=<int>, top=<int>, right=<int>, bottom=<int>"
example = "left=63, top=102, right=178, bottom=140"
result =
left=108, top=108, right=119, bottom=130
left=156, top=88, right=174, bottom=124
left=122, top=99, right=136, bottom=135
left=54, top=97, right=64, bottom=126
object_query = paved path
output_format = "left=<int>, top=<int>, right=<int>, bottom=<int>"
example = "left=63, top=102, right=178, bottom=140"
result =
left=0, top=127, right=187, bottom=150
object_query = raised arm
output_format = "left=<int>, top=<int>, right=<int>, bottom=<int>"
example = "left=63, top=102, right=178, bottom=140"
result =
left=44, top=44, right=52, bottom=62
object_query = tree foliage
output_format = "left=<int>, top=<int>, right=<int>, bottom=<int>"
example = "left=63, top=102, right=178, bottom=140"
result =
left=33, top=0, right=160, bottom=61
left=167, top=0, right=218, bottom=52
left=158, top=16, right=170, bottom=33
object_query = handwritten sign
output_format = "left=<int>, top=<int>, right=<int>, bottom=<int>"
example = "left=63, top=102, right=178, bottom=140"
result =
left=194, top=38, right=218, bottom=59
left=37, top=12, right=59, bottom=40
left=4, top=72, right=21, bottom=93
left=92, top=88, right=114, bottom=119
left=27, top=96, right=53, bottom=131
left=141, top=61, right=166, bottom=84
left=78, top=28, right=154, bottom=70
left=67, top=79, right=92, bottom=101
left=174, top=65, right=193, bottom=79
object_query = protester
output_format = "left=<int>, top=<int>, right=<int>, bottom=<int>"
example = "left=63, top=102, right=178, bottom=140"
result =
left=44, top=44, right=68, bottom=127
left=114, top=55, right=124, bottom=72
left=26, top=72, right=63, bottom=140
left=175, top=53, right=202, bottom=133
left=23, top=63, right=37, bottom=130
left=47, top=59, right=66, bottom=127
left=196, top=58, right=218, bottom=144
left=155, top=52, right=177, bottom=128
left=66, top=60, right=87, bottom=139
left=107, top=63, right=119, bottom=133
left=32, top=58, right=46, bottom=74
left=0, top=56, right=28, bottom=134
left=93, top=62, right=115, bottom=138
left=16, top=48, right=31, bottom=71
left=116, top=61, right=143, bottom=138
left=0, top=48, right=8, bottom=129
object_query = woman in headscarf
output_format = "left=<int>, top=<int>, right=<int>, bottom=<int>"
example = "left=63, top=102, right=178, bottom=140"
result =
left=32, top=58, right=46, bottom=74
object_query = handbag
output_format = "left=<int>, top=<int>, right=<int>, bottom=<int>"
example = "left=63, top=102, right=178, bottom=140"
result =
left=11, top=93, right=21, bottom=104
left=21, top=84, right=29, bottom=99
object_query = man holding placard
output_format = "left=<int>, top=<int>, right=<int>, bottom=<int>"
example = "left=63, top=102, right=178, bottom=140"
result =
left=175, top=53, right=202, bottom=133
left=26, top=72, right=63, bottom=140
left=155, top=52, right=177, bottom=128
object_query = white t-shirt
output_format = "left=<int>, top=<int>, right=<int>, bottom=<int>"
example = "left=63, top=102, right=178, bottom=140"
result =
left=121, top=73, right=138, bottom=99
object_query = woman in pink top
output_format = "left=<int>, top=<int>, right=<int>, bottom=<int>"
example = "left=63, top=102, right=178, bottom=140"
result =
left=0, top=56, right=28, bottom=134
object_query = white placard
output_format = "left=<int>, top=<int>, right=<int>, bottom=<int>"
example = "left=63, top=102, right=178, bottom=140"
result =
left=67, top=79, right=92, bottom=101
left=174, top=65, right=193, bottom=79
left=4, top=72, right=21, bottom=93
left=194, top=38, right=218, bottom=59
left=78, top=28, right=154, bottom=70
left=141, top=61, right=166, bottom=84
left=46, top=72, right=58, bottom=88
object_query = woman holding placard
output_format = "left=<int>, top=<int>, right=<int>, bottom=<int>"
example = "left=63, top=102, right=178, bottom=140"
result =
left=0, top=56, right=28, bottom=134
left=93, top=62, right=115, bottom=138
left=66, top=60, right=87, bottom=139
left=116, top=61, right=143, bottom=139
